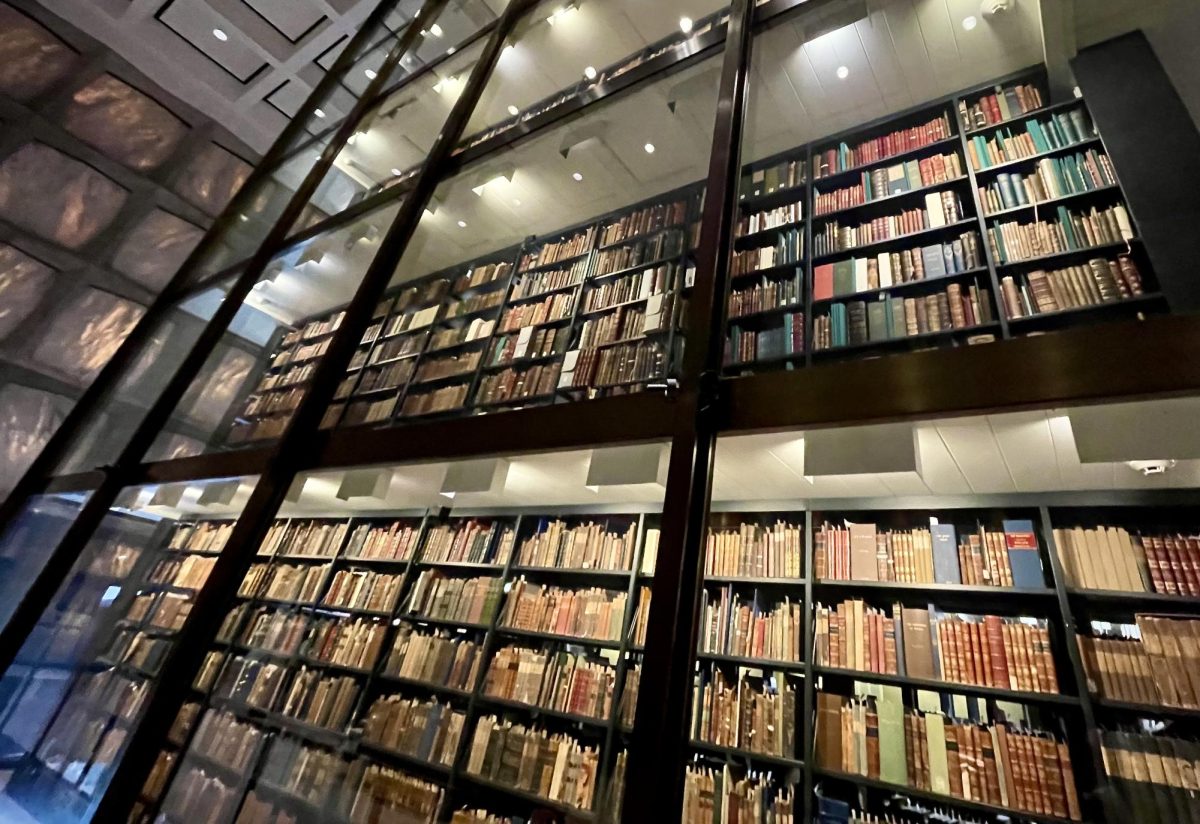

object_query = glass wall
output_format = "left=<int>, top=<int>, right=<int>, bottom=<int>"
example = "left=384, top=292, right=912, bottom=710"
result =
left=0, top=476, right=259, bottom=824
left=133, top=443, right=666, bottom=823
left=0, top=492, right=91, bottom=635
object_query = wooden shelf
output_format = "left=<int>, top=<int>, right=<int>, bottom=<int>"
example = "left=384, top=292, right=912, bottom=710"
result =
left=811, top=267, right=990, bottom=306
left=813, top=665, right=1081, bottom=707
left=811, top=218, right=978, bottom=265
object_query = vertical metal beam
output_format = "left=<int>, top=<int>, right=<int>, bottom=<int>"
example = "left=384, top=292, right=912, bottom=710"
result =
left=622, top=0, right=754, bottom=819
left=91, top=2, right=533, bottom=818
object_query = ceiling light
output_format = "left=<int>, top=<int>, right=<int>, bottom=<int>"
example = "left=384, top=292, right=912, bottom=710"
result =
left=836, top=65, right=849, bottom=79
left=502, top=44, right=514, bottom=56
left=583, top=66, right=597, bottom=80
left=1127, top=460, right=1178, bottom=476
left=457, top=220, right=467, bottom=227
left=391, top=168, right=402, bottom=176
left=507, top=104, right=519, bottom=116
left=512, top=198, right=521, bottom=206
left=212, top=28, right=228, bottom=42
left=962, top=15, right=978, bottom=30
left=679, top=16, right=693, bottom=33
left=365, top=68, right=378, bottom=80
left=447, top=47, right=456, bottom=55
left=572, top=171, right=583, bottom=181
left=430, top=23, right=443, bottom=37
left=314, top=108, right=326, bottom=118
left=644, top=143, right=655, bottom=154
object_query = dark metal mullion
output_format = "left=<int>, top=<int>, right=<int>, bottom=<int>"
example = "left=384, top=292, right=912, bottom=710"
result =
left=621, top=0, right=754, bottom=819
left=801, top=508, right=816, bottom=822
left=0, top=0, right=417, bottom=522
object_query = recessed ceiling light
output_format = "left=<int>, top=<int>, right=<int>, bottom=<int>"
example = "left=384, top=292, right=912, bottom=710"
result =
left=962, top=15, right=978, bottom=30
left=572, top=172, right=583, bottom=181
left=457, top=220, right=467, bottom=228
left=583, top=66, right=597, bottom=80
left=314, top=108, right=326, bottom=118
left=212, top=28, right=228, bottom=42
left=502, top=44, right=514, bottom=56
left=365, top=68, right=378, bottom=80
left=391, top=168, right=402, bottom=176
left=836, top=65, right=849, bottom=80
left=644, top=143, right=655, bottom=154
left=679, top=16, right=693, bottom=33
left=507, top=105, right=519, bottom=116
left=447, top=47, right=456, bottom=55
left=430, top=23, right=443, bottom=37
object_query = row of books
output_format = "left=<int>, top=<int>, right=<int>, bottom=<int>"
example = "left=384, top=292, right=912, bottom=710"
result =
left=465, top=717, right=599, bottom=810
left=562, top=337, right=672, bottom=389
left=477, top=363, right=560, bottom=406
left=1000, top=255, right=1147, bottom=319
left=362, top=694, right=464, bottom=766
left=582, top=264, right=673, bottom=313
left=507, top=260, right=587, bottom=301
left=731, top=229, right=804, bottom=277
left=401, top=383, right=469, bottom=416
left=340, top=362, right=413, bottom=399
left=500, top=581, right=628, bottom=643
left=446, top=288, right=506, bottom=319
left=815, top=692, right=1081, bottom=820
left=690, top=667, right=797, bottom=757
left=706, top=521, right=803, bottom=579
left=958, top=82, right=1045, bottom=132
left=739, top=202, right=804, bottom=246
left=1054, top=524, right=1196, bottom=595
left=169, top=521, right=234, bottom=554
left=488, top=326, right=568, bottom=366
left=277, top=668, right=359, bottom=731
left=346, top=762, right=443, bottom=824
left=498, top=292, right=575, bottom=332
left=987, top=203, right=1133, bottom=264
left=967, top=109, right=1093, bottom=171
left=815, top=600, right=1058, bottom=693
left=237, top=606, right=305, bottom=654
left=323, top=568, right=403, bottom=613
left=725, top=314, right=805, bottom=365
left=600, top=196, right=691, bottom=247
left=813, top=230, right=986, bottom=301
left=483, top=645, right=615, bottom=720
left=1100, top=730, right=1200, bottom=823
left=259, top=519, right=349, bottom=559
left=302, top=614, right=387, bottom=671
left=516, top=518, right=639, bottom=571
left=812, top=191, right=965, bottom=258
left=979, top=149, right=1118, bottom=214
left=189, top=709, right=263, bottom=773
left=594, top=227, right=686, bottom=278
left=741, top=158, right=804, bottom=200
left=728, top=271, right=802, bottom=319
left=407, top=572, right=503, bottom=625
left=1080, top=614, right=1200, bottom=709
left=519, top=226, right=596, bottom=272
left=814, top=520, right=1041, bottom=587
left=148, top=554, right=215, bottom=591
left=812, top=283, right=996, bottom=350
left=456, top=261, right=511, bottom=293
left=415, top=351, right=481, bottom=383
left=683, top=765, right=795, bottom=823
left=814, top=152, right=965, bottom=217
left=699, top=587, right=803, bottom=662
left=428, top=318, right=496, bottom=351
left=812, top=113, right=955, bottom=179
left=421, top=520, right=515, bottom=566
left=344, top=520, right=422, bottom=562
left=255, top=562, right=329, bottom=603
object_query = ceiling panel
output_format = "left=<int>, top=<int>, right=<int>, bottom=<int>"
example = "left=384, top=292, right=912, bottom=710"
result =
left=242, top=0, right=327, bottom=42
left=157, top=0, right=270, bottom=83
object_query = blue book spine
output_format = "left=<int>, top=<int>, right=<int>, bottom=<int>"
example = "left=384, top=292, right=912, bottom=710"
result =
left=1002, top=519, right=1044, bottom=588
left=930, top=523, right=961, bottom=584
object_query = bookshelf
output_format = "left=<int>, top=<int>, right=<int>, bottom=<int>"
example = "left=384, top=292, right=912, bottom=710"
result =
left=133, top=511, right=658, bottom=824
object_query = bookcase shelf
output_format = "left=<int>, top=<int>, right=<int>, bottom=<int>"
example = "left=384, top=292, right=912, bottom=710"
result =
left=811, top=321, right=1002, bottom=360
left=727, top=301, right=807, bottom=322
left=812, top=665, right=1082, bottom=708
left=695, top=651, right=807, bottom=673
left=1006, top=292, right=1165, bottom=331
left=812, top=219, right=979, bottom=265
left=474, top=695, right=610, bottom=730
left=971, top=136, right=1104, bottom=176
left=736, top=218, right=806, bottom=246
left=983, top=183, right=1123, bottom=219
left=1067, top=587, right=1200, bottom=616
left=993, top=240, right=1136, bottom=271
left=813, top=175, right=970, bottom=221
left=458, top=772, right=598, bottom=821
left=811, top=267, right=990, bottom=306
left=813, top=135, right=962, bottom=188
left=689, top=740, right=805, bottom=771
left=963, top=98, right=1087, bottom=136
left=1090, top=697, right=1200, bottom=722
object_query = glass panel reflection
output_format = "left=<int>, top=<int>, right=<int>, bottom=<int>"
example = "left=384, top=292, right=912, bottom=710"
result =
left=0, top=492, right=90, bottom=634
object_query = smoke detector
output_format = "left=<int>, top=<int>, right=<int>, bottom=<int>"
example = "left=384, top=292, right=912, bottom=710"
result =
left=981, top=0, right=1015, bottom=17
left=1127, top=460, right=1177, bottom=477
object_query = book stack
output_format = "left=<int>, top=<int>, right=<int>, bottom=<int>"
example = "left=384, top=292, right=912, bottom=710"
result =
left=362, top=694, right=465, bottom=765
left=518, top=227, right=596, bottom=271
left=813, top=230, right=985, bottom=300
left=169, top=521, right=234, bottom=554
left=601, top=197, right=691, bottom=246
left=815, top=692, right=1082, bottom=820
left=344, top=761, right=443, bottom=824
left=421, top=520, right=516, bottom=567
left=814, top=519, right=1041, bottom=587
left=968, top=109, right=1094, bottom=170
left=1079, top=615, right=1200, bottom=708
left=988, top=203, right=1134, bottom=264
left=815, top=601, right=1056, bottom=691
left=731, top=229, right=804, bottom=277
left=475, top=362, right=560, bottom=405
left=705, top=521, right=803, bottom=579
left=300, top=615, right=388, bottom=671
left=406, top=572, right=503, bottom=625
left=594, top=228, right=685, bottom=277
left=1100, top=730, right=1200, bottom=821
left=415, top=351, right=482, bottom=383
left=690, top=667, right=797, bottom=757
left=241, top=607, right=306, bottom=654
left=384, top=625, right=482, bottom=691
left=814, top=152, right=964, bottom=217
left=959, top=83, right=1045, bottom=131
left=698, top=586, right=802, bottom=662
left=516, top=518, right=638, bottom=571
left=812, top=282, right=994, bottom=350
left=738, top=200, right=803, bottom=237
left=728, top=271, right=803, bottom=319
left=483, top=645, right=616, bottom=719
left=487, top=326, right=568, bottom=366
left=401, top=384, right=471, bottom=416
left=344, top=520, right=422, bottom=562
left=1054, top=524, right=1196, bottom=594
left=979, top=148, right=1118, bottom=214
left=500, top=580, right=628, bottom=643
left=278, top=667, right=359, bottom=730
left=813, top=113, right=954, bottom=178
left=726, top=314, right=804, bottom=364
left=508, top=260, right=588, bottom=300
left=322, top=568, right=404, bottom=613
left=1001, top=255, right=1146, bottom=319
left=683, top=765, right=796, bottom=823
left=465, top=717, right=600, bottom=810
left=741, top=158, right=805, bottom=198
left=262, top=562, right=330, bottom=602
left=454, top=260, right=511, bottom=293
left=814, top=192, right=964, bottom=257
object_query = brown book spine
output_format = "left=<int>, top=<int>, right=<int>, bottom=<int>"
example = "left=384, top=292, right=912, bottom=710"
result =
left=1058, top=741, right=1082, bottom=821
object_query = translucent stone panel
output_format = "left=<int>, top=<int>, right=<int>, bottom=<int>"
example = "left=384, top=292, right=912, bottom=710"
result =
left=0, top=143, right=129, bottom=249
left=31, top=288, right=145, bottom=386
left=0, top=244, right=55, bottom=342
left=111, top=209, right=204, bottom=292
left=0, top=4, right=77, bottom=102
left=63, top=74, right=189, bottom=172
left=173, top=344, right=256, bottom=431
left=174, top=142, right=253, bottom=217
left=0, top=384, right=72, bottom=494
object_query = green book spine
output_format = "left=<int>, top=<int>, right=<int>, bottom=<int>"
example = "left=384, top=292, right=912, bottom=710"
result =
left=878, top=686, right=907, bottom=784
left=925, top=714, right=950, bottom=795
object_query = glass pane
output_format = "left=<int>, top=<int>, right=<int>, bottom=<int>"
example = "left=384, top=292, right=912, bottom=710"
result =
left=0, top=476, right=259, bottom=824
left=0, top=492, right=90, bottom=633
left=144, top=201, right=404, bottom=460
left=290, top=34, right=487, bottom=234
left=460, top=0, right=731, bottom=149
left=326, top=48, right=722, bottom=427
left=139, top=443, right=665, bottom=823
left=0, top=384, right=74, bottom=496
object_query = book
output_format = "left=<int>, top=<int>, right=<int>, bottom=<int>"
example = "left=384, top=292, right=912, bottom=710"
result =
left=1002, top=519, right=1043, bottom=588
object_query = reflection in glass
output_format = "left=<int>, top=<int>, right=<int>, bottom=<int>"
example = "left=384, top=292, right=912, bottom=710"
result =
left=0, top=384, right=73, bottom=495
left=63, top=74, right=188, bottom=172
left=0, top=243, right=55, bottom=342
left=172, top=143, right=253, bottom=219
left=110, top=210, right=205, bottom=293
left=31, top=289, right=145, bottom=388
left=0, top=478, right=258, bottom=824
left=0, top=492, right=90, bottom=633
